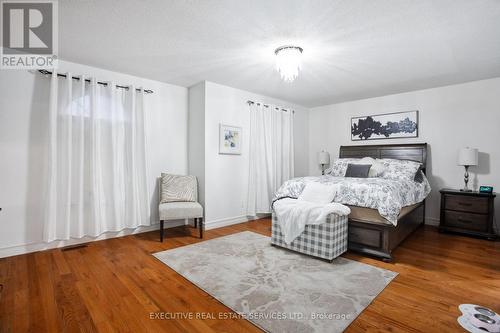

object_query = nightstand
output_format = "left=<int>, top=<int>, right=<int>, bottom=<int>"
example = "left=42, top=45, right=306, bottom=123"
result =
left=439, top=188, right=497, bottom=240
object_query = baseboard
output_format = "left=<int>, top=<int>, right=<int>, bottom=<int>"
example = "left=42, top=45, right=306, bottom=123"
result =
left=425, top=217, right=440, bottom=226
left=205, top=214, right=270, bottom=230
left=0, top=220, right=186, bottom=258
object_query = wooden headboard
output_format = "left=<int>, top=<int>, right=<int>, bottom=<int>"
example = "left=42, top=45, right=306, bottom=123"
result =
left=339, top=143, right=428, bottom=170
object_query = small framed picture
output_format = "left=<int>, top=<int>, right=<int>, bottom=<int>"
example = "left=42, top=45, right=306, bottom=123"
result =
left=219, top=124, right=242, bottom=155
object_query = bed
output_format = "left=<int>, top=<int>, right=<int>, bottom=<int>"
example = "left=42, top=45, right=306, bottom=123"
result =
left=339, top=143, right=428, bottom=261
left=272, top=143, right=429, bottom=262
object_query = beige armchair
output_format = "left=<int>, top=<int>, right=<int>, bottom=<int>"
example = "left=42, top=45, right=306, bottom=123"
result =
left=158, top=174, right=203, bottom=242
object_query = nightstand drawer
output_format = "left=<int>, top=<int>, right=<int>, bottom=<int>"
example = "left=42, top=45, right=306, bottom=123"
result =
left=444, top=194, right=489, bottom=214
left=443, top=210, right=488, bottom=231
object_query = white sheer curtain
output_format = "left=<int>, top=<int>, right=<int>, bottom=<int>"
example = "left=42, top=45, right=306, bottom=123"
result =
left=43, top=71, right=150, bottom=242
left=247, top=103, right=294, bottom=216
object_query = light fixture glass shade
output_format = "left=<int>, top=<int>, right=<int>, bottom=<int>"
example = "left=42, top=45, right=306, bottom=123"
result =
left=458, top=148, right=478, bottom=166
left=318, top=151, right=330, bottom=165
left=275, top=46, right=303, bottom=82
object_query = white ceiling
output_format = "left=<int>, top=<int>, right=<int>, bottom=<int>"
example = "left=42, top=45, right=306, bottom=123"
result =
left=59, top=0, right=500, bottom=107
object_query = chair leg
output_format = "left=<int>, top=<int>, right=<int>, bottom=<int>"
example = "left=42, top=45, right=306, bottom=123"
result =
left=199, top=217, right=203, bottom=239
left=194, top=218, right=197, bottom=228
left=160, top=220, right=164, bottom=242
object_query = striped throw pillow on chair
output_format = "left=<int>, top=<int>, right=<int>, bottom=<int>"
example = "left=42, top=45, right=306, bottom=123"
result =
left=160, top=173, right=197, bottom=203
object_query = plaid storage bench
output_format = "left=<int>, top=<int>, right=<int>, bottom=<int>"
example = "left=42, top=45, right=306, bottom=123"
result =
left=271, top=213, right=348, bottom=261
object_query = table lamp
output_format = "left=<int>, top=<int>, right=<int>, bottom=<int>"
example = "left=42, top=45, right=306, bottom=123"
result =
left=458, top=147, right=478, bottom=192
left=318, top=150, right=330, bottom=175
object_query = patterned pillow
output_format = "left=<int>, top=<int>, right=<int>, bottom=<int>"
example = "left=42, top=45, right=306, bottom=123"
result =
left=160, top=173, right=197, bottom=203
left=378, top=159, right=422, bottom=182
left=325, top=158, right=360, bottom=176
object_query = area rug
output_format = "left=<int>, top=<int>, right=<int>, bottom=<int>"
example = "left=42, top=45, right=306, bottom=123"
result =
left=153, top=231, right=397, bottom=333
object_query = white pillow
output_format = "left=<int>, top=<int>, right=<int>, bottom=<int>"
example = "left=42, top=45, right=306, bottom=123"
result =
left=298, top=182, right=337, bottom=204
left=356, top=157, right=375, bottom=165
left=369, top=160, right=386, bottom=177
left=353, top=157, right=385, bottom=177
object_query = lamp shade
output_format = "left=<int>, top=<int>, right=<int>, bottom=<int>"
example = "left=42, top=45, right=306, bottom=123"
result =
left=318, top=151, right=330, bottom=165
left=458, top=148, right=478, bottom=166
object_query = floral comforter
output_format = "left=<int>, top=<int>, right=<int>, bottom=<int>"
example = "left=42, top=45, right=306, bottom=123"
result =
left=272, top=175, right=431, bottom=225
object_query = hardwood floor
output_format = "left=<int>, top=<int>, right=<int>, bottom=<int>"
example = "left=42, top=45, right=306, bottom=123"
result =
left=0, top=218, right=499, bottom=332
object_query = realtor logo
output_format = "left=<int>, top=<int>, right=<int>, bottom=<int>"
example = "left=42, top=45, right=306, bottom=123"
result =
left=1, top=0, right=58, bottom=69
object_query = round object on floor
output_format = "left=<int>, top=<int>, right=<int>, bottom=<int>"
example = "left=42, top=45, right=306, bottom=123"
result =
left=458, top=304, right=500, bottom=333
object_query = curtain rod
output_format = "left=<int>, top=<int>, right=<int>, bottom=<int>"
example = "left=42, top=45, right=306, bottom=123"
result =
left=37, top=70, right=154, bottom=94
left=246, top=100, right=295, bottom=113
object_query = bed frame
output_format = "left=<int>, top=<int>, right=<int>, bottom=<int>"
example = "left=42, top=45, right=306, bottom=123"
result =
left=339, top=143, right=427, bottom=262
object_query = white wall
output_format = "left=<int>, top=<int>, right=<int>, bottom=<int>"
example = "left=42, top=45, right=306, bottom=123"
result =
left=309, top=78, right=500, bottom=227
left=188, top=82, right=206, bottom=207
left=189, top=81, right=309, bottom=228
left=0, top=61, right=189, bottom=256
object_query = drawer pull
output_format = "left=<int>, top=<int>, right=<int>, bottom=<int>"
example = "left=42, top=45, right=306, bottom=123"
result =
left=458, top=202, right=472, bottom=207
left=457, top=218, right=472, bottom=224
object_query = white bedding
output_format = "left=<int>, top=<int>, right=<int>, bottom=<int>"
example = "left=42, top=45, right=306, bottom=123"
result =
left=273, top=174, right=431, bottom=225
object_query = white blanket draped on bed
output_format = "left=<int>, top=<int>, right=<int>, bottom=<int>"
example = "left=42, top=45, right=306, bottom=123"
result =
left=273, top=198, right=351, bottom=244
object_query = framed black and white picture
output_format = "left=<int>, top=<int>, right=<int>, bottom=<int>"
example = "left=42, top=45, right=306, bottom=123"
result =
left=351, top=110, right=419, bottom=141
left=219, top=124, right=242, bottom=155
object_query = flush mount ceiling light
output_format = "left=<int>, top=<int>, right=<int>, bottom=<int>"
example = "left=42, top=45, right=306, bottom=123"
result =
left=275, top=45, right=303, bottom=82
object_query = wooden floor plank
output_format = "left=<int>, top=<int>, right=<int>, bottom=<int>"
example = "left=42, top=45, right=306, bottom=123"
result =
left=0, top=257, right=15, bottom=333
left=0, top=219, right=499, bottom=333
